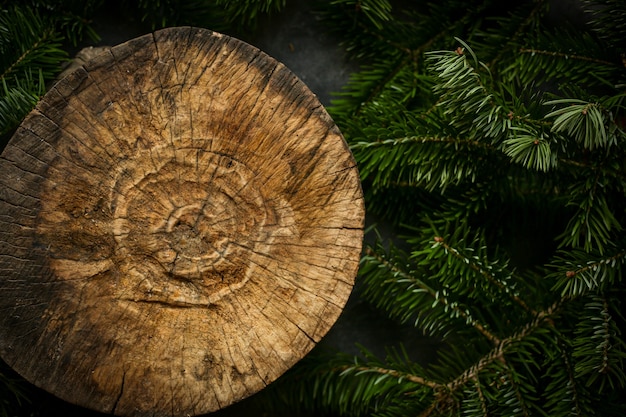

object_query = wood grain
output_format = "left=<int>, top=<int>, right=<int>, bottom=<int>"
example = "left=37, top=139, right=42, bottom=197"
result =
left=0, top=27, right=364, bottom=416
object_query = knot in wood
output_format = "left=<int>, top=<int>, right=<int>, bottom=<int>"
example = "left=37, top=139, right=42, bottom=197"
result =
left=166, top=204, right=215, bottom=258
left=106, top=149, right=282, bottom=305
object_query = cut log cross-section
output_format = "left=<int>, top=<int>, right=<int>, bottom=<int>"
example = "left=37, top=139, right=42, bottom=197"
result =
left=0, top=27, right=364, bottom=416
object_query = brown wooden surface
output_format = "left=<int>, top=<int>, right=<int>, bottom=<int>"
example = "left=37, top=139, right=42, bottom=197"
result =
left=0, top=27, right=364, bottom=417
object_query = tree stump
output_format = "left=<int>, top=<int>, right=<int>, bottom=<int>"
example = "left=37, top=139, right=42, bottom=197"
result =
left=0, top=27, right=364, bottom=416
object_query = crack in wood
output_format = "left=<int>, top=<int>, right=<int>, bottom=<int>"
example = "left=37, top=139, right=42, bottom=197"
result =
left=111, top=369, right=126, bottom=415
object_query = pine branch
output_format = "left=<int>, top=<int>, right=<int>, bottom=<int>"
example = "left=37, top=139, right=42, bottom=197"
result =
left=545, top=98, right=620, bottom=150
left=292, top=2, right=626, bottom=416
left=481, top=0, right=549, bottom=69
left=582, top=0, right=626, bottom=52
left=558, top=172, right=623, bottom=254
left=550, top=246, right=626, bottom=297
left=572, top=296, right=626, bottom=393
left=542, top=339, right=593, bottom=416
left=0, top=5, right=67, bottom=139
left=511, top=26, right=625, bottom=90
left=352, top=133, right=499, bottom=192
left=324, top=0, right=500, bottom=124
left=431, top=235, right=534, bottom=315
left=0, top=72, right=44, bottom=138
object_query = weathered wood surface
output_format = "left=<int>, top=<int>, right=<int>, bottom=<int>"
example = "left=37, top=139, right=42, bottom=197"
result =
left=0, top=27, right=364, bottom=416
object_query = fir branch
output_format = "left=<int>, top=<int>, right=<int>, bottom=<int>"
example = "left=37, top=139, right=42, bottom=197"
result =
left=470, top=377, right=488, bottom=416
left=545, top=98, right=618, bottom=150
left=299, top=2, right=626, bottom=416
left=0, top=35, right=49, bottom=83
left=551, top=246, right=626, bottom=297
left=333, top=53, right=412, bottom=121
left=0, top=5, right=67, bottom=138
left=0, top=6, right=67, bottom=84
left=326, top=1, right=496, bottom=122
left=519, top=48, right=615, bottom=67
left=355, top=135, right=487, bottom=149
left=313, top=0, right=403, bottom=62
left=352, top=134, right=499, bottom=192
left=401, top=0, right=493, bottom=61
left=346, top=364, right=441, bottom=390
left=445, top=342, right=507, bottom=394
left=558, top=170, right=623, bottom=254
left=0, top=73, right=44, bottom=138
left=363, top=244, right=500, bottom=344
left=124, top=0, right=286, bottom=32
left=214, top=0, right=287, bottom=31
left=432, top=235, right=534, bottom=314
left=511, top=26, right=624, bottom=90
left=446, top=298, right=563, bottom=394
left=572, top=296, right=626, bottom=393
left=559, top=157, right=626, bottom=182
left=496, top=369, right=534, bottom=417
left=351, top=0, right=393, bottom=31
left=426, top=44, right=519, bottom=144
left=583, top=0, right=626, bottom=50
left=23, top=0, right=103, bottom=46
left=483, top=0, right=549, bottom=69
left=542, top=339, right=591, bottom=417
left=269, top=346, right=437, bottom=416
left=502, top=125, right=557, bottom=172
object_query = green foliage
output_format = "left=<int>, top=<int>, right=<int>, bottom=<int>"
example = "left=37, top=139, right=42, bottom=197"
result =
left=21, top=0, right=103, bottom=45
left=123, top=0, right=286, bottom=32
left=0, top=0, right=108, bottom=140
left=262, top=0, right=626, bottom=416
left=571, top=296, right=626, bottom=393
left=0, top=71, right=45, bottom=138
left=0, top=4, right=67, bottom=138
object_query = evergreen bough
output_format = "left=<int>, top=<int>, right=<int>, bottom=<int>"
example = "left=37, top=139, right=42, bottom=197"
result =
left=262, top=0, right=626, bottom=416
